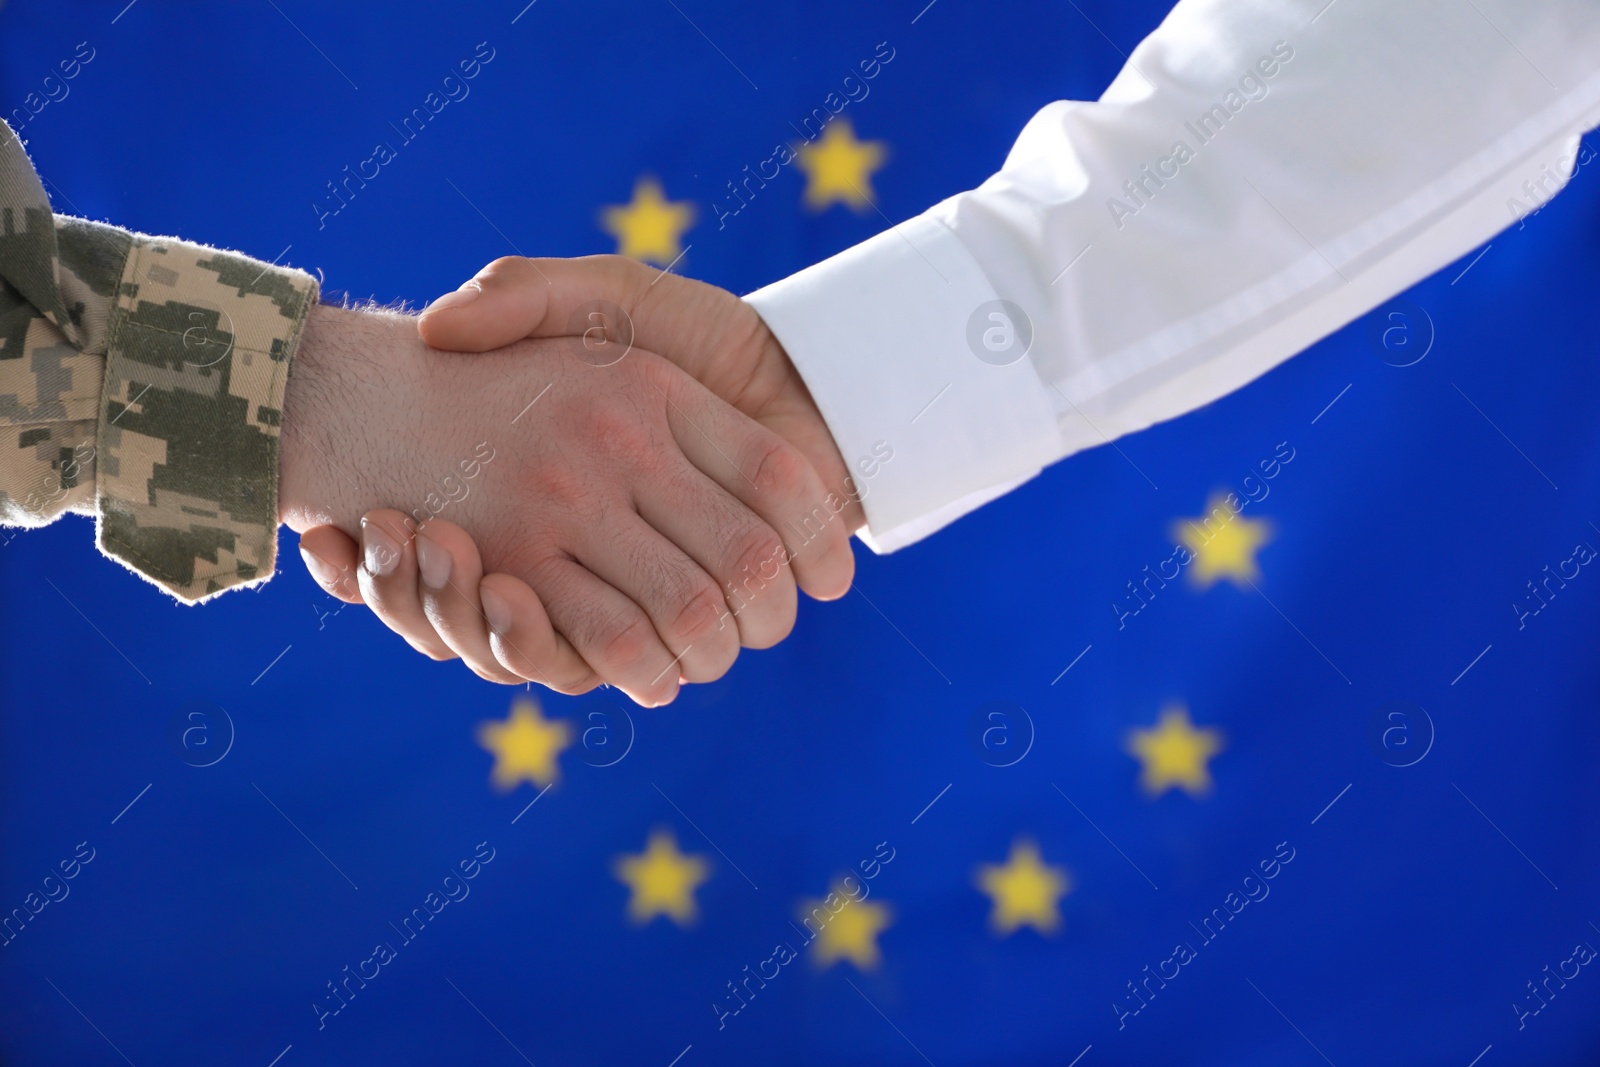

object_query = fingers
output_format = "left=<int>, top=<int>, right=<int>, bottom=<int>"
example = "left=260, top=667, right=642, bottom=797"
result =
left=350, top=502, right=737, bottom=696
left=418, top=255, right=650, bottom=353
left=298, top=526, right=364, bottom=604
left=636, top=465, right=797, bottom=652
left=572, top=512, right=740, bottom=684
left=346, top=514, right=597, bottom=691
left=659, top=375, right=854, bottom=612
left=529, top=556, right=683, bottom=707
left=414, top=520, right=526, bottom=685
left=479, top=572, right=598, bottom=695
left=356, top=510, right=456, bottom=663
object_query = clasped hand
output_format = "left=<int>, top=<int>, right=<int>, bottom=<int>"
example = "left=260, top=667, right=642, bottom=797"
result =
left=286, top=256, right=863, bottom=705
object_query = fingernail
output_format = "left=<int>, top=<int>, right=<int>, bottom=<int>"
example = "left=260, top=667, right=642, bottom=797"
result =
left=426, top=282, right=481, bottom=313
left=361, top=518, right=400, bottom=577
left=416, top=530, right=451, bottom=590
left=480, top=585, right=512, bottom=636
left=299, top=545, right=341, bottom=588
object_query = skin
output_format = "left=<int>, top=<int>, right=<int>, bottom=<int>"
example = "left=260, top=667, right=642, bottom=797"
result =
left=298, top=257, right=867, bottom=695
left=281, top=299, right=855, bottom=705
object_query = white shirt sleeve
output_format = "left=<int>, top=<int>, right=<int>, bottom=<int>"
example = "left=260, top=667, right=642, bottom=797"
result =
left=744, top=0, right=1600, bottom=552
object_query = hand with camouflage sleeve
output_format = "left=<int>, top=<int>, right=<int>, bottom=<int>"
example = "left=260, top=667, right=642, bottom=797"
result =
left=0, top=121, right=853, bottom=704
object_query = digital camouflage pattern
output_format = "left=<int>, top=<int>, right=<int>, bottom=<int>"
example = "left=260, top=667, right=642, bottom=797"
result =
left=0, top=119, right=318, bottom=602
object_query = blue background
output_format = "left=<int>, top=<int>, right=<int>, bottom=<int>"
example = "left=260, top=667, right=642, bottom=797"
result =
left=3, top=1, right=1600, bottom=1064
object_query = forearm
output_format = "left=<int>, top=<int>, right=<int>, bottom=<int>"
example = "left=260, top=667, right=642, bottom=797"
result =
left=749, top=0, right=1600, bottom=550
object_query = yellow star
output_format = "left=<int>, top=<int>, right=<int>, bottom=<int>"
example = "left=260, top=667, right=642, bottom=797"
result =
left=976, top=838, right=1071, bottom=936
left=599, top=177, right=696, bottom=265
left=1127, top=703, right=1225, bottom=798
left=799, top=880, right=892, bottom=971
left=613, top=829, right=711, bottom=926
left=795, top=119, right=887, bottom=212
left=476, top=697, right=572, bottom=792
left=1174, top=493, right=1272, bottom=589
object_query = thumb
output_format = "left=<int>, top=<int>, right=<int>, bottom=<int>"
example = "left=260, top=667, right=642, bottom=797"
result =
left=417, top=254, right=658, bottom=353
left=417, top=256, right=555, bottom=352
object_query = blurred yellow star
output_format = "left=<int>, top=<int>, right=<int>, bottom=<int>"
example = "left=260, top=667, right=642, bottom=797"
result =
left=796, top=119, right=887, bottom=211
left=800, top=881, right=892, bottom=970
left=600, top=176, right=696, bottom=265
left=476, top=697, right=572, bottom=792
left=1174, top=493, right=1272, bottom=589
left=1127, top=703, right=1224, bottom=798
left=976, top=838, right=1071, bottom=936
left=614, top=829, right=711, bottom=926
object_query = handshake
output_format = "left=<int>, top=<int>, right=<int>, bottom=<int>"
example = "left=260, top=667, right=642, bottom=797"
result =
left=282, top=256, right=864, bottom=707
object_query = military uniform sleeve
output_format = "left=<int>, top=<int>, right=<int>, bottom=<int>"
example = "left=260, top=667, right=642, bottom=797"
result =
left=0, top=121, right=318, bottom=602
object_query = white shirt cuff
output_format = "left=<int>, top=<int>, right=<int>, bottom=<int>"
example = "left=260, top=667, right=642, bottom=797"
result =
left=743, top=214, right=1060, bottom=552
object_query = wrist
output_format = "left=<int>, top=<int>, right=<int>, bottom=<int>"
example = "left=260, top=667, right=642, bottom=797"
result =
left=278, top=303, right=426, bottom=534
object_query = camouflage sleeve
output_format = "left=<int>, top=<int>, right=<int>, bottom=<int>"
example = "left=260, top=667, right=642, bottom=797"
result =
left=0, top=120, right=318, bottom=602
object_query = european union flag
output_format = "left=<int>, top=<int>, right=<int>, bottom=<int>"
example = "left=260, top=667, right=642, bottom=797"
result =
left=4, top=1, right=1600, bottom=1064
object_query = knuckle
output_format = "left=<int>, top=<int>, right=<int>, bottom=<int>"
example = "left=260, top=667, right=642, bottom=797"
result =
left=671, top=582, right=730, bottom=644
left=619, top=351, right=675, bottom=403
left=727, top=527, right=790, bottom=592
left=583, top=400, right=657, bottom=456
left=522, top=462, right=592, bottom=510
left=747, top=438, right=807, bottom=497
left=596, top=612, right=657, bottom=668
